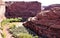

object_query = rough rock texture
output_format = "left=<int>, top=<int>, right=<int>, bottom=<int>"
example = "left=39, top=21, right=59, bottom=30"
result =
left=23, top=4, right=60, bottom=38
left=44, top=4, right=60, bottom=10
left=5, top=1, right=41, bottom=18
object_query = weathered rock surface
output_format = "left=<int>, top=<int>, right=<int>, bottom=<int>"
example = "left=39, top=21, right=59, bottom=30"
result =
left=5, top=1, right=41, bottom=18
left=23, top=4, right=60, bottom=38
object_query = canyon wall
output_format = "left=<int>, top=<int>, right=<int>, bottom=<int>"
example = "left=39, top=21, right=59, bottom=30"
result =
left=0, top=0, right=5, bottom=22
left=23, top=4, right=60, bottom=38
left=5, top=1, right=41, bottom=19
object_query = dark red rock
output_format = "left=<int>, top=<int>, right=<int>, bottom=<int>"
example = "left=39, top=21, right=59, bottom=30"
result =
left=23, top=4, right=60, bottom=38
left=44, top=4, right=60, bottom=10
left=5, top=1, right=41, bottom=18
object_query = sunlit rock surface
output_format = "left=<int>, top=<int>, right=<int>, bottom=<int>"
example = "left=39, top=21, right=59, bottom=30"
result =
left=23, top=4, right=60, bottom=38
left=0, top=0, right=6, bottom=22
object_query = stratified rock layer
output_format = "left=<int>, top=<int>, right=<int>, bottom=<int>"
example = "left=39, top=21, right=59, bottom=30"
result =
left=23, top=4, right=60, bottom=38
left=5, top=1, right=41, bottom=18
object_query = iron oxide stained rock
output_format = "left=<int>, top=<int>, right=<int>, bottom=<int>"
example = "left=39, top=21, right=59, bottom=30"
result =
left=44, top=4, right=60, bottom=10
left=23, top=4, right=60, bottom=38
left=5, top=1, right=41, bottom=18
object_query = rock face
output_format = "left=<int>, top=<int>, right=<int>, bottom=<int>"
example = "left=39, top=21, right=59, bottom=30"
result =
left=5, top=1, right=41, bottom=18
left=44, top=4, right=60, bottom=10
left=0, top=0, right=6, bottom=22
left=23, top=4, right=60, bottom=38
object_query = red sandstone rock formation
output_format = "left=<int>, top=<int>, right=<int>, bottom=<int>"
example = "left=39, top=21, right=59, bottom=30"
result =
left=23, top=4, right=60, bottom=38
left=44, top=4, right=60, bottom=10
left=5, top=1, right=41, bottom=18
